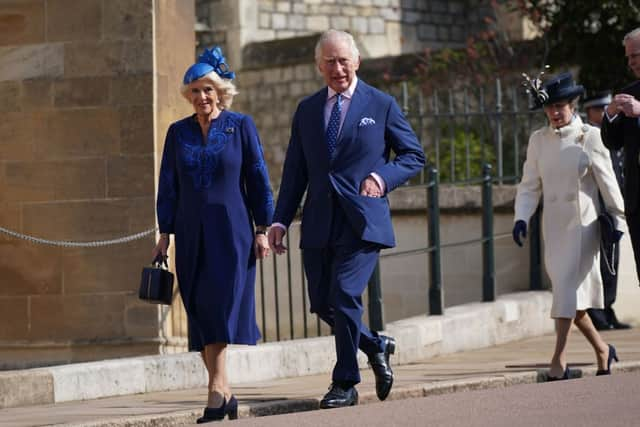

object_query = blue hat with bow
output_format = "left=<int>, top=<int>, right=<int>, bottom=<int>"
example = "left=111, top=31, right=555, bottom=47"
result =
left=183, top=46, right=235, bottom=85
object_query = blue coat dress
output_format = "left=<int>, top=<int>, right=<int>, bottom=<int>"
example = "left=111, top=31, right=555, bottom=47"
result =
left=157, top=110, right=274, bottom=349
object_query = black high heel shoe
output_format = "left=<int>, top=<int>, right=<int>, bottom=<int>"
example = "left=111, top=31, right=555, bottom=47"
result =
left=227, top=395, right=238, bottom=420
left=596, top=344, right=619, bottom=376
left=196, top=395, right=239, bottom=423
left=547, top=366, right=570, bottom=382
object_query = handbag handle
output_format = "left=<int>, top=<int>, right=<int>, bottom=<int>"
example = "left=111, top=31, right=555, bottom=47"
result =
left=601, top=241, right=617, bottom=276
left=152, top=254, right=169, bottom=268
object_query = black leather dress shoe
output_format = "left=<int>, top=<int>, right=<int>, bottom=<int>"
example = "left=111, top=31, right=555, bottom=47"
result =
left=612, top=321, right=632, bottom=330
left=369, top=335, right=396, bottom=401
left=607, top=310, right=632, bottom=330
left=592, top=319, right=613, bottom=331
left=611, top=319, right=632, bottom=330
left=319, top=384, right=358, bottom=409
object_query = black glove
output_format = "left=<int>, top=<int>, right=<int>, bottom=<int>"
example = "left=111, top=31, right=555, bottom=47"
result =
left=512, top=220, right=527, bottom=247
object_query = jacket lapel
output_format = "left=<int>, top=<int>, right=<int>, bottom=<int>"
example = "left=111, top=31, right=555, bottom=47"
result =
left=309, top=88, right=331, bottom=167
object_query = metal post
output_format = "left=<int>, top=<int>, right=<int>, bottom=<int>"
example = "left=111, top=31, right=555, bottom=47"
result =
left=482, top=163, right=495, bottom=302
left=448, top=89, right=455, bottom=182
left=418, top=91, right=426, bottom=184
left=529, top=205, right=543, bottom=290
left=495, top=78, right=504, bottom=184
left=433, top=91, right=441, bottom=174
left=286, top=232, right=294, bottom=339
left=367, top=261, right=384, bottom=332
left=479, top=87, right=487, bottom=162
left=464, top=88, right=471, bottom=181
left=259, top=259, right=266, bottom=342
left=301, top=249, right=308, bottom=338
left=401, top=81, right=409, bottom=116
left=427, top=166, right=443, bottom=315
left=272, top=255, right=281, bottom=341
left=512, top=86, right=520, bottom=180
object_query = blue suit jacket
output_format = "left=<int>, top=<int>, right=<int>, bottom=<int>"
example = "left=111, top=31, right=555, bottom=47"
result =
left=274, top=80, right=425, bottom=248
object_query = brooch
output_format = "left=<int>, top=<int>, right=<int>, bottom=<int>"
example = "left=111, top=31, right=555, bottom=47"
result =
left=225, top=127, right=234, bottom=134
left=576, top=125, right=588, bottom=144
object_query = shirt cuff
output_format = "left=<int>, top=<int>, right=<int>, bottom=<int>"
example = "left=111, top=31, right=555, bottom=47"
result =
left=270, top=223, right=287, bottom=234
left=604, top=109, right=618, bottom=122
left=369, top=173, right=386, bottom=194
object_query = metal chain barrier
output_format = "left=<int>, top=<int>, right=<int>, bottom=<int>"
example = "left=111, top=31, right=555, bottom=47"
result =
left=0, top=225, right=158, bottom=248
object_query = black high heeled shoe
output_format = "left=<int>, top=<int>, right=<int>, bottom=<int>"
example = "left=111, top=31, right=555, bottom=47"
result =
left=547, top=367, right=570, bottom=382
left=196, top=395, right=239, bottom=423
left=596, top=344, right=619, bottom=376
left=227, top=395, right=238, bottom=420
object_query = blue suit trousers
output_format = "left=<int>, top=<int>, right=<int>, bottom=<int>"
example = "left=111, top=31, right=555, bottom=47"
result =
left=303, top=199, right=385, bottom=385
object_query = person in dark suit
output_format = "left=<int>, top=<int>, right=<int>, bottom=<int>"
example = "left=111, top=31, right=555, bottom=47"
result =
left=584, top=91, right=631, bottom=330
left=602, top=27, right=640, bottom=291
left=268, top=30, right=425, bottom=408
left=153, top=46, right=274, bottom=423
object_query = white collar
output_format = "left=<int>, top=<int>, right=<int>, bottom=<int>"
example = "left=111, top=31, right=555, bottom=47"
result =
left=327, top=77, right=358, bottom=100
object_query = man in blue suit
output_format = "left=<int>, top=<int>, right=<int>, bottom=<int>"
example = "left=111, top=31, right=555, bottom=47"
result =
left=269, top=29, right=425, bottom=408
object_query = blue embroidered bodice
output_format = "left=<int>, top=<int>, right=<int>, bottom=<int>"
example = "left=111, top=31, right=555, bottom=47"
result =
left=157, top=110, right=274, bottom=234
left=182, top=114, right=239, bottom=190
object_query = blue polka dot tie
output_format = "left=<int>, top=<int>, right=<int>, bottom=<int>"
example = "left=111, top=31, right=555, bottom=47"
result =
left=326, top=93, right=342, bottom=158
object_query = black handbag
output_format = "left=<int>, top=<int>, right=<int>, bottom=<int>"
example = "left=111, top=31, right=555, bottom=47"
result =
left=598, top=211, right=618, bottom=276
left=139, top=255, right=174, bottom=305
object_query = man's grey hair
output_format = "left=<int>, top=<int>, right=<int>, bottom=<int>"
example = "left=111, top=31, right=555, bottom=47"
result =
left=314, top=29, right=360, bottom=64
left=623, top=27, right=640, bottom=45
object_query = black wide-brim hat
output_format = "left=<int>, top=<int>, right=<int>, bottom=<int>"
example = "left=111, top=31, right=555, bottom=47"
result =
left=541, top=71, right=584, bottom=105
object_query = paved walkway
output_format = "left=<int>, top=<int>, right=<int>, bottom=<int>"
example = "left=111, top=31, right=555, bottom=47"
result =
left=228, top=372, right=640, bottom=427
left=1, top=328, right=638, bottom=427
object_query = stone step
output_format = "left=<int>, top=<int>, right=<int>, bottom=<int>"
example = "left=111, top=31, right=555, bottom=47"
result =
left=0, top=291, right=554, bottom=410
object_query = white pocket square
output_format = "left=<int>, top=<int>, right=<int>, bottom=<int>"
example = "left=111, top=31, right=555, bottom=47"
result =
left=358, top=117, right=376, bottom=127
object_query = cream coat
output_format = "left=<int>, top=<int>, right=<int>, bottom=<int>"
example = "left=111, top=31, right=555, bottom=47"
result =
left=514, top=116, right=626, bottom=318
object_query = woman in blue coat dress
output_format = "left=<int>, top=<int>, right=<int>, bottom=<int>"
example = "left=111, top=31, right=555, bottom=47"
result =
left=152, top=47, right=274, bottom=423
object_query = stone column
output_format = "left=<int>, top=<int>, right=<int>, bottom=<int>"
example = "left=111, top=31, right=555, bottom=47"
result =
left=0, top=0, right=194, bottom=369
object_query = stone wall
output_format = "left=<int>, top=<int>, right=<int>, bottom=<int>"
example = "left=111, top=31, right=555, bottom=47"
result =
left=196, top=0, right=494, bottom=68
left=252, top=0, right=479, bottom=54
left=0, top=0, right=194, bottom=369
left=233, top=60, right=324, bottom=187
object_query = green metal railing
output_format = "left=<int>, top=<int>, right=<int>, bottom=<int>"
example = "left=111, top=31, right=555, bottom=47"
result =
left=255, top=80, right=547, bottom=342
left=256, top=163, right=544, bottom=341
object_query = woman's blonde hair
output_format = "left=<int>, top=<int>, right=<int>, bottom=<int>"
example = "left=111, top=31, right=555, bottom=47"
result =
left=180, top=70, right=238, bottom=110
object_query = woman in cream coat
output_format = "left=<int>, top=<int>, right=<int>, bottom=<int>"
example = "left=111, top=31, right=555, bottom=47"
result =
left=513, top=72, right=625, bottom=380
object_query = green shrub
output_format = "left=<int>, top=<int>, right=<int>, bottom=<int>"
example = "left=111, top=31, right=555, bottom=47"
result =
left=427, top=125, right=495, bottom=183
